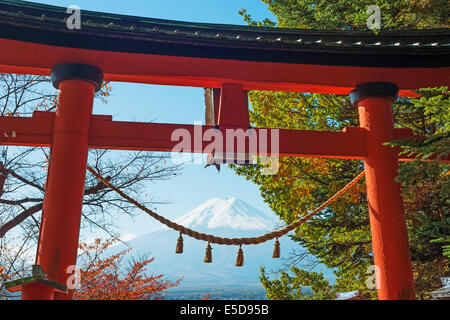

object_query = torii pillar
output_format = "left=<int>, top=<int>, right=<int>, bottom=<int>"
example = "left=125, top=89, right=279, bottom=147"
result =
left=21, top=64, right=104, bottom=300
left=351, top=82, right=416, bottom=300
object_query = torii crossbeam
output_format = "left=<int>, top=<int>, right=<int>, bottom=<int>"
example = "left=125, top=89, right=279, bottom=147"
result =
left=0, top=0, right=449, bottom=300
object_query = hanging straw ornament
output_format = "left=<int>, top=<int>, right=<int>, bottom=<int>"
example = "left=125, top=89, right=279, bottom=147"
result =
left=204, top=242, right=212, bottom=263
left=273, top=238, right=280, bottom=258
left=175, top=232, right=184, bottom=254
left=235, top=245, right=244, bottom=267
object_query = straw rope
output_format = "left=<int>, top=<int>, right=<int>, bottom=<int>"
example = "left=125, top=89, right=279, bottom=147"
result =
left=87, top=166, right=365, bottom=246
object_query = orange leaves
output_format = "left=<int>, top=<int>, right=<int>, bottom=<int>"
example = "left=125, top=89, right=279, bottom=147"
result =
left=96, top=81, right=113, bottom=104
left=0, top=266, right=8, bottom=281
left=34, top=96, right=58, bottom=112
left=74, top=237, right=180, bottom=300
left=346, top=183, right=366, bottom=204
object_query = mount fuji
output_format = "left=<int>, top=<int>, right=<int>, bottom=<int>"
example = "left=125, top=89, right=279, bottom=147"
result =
left=111, top=197, right=332, bottom=294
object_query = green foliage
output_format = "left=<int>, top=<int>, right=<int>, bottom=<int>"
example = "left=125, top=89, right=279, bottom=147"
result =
left=260, top=267, right=336, bottom=300
left=443, top=245, right=450, bottom=258
left=236, top=0, right=449, bottom=300
left=388, top=87, right=450, bottom=161
left=241, top=0, right=449, bottom=30
left=393, top=88, right=450, bottom=269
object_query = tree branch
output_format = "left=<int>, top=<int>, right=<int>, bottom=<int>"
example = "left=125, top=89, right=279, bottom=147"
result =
left=0, top=176, right=112, bottom=238
left=0, top=203, right=42, bottom=238
left=0, top=162, right=7, bottom=197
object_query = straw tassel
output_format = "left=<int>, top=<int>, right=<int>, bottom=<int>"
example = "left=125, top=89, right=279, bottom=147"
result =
left=273, top=239, right=280, bottom=258
left=235, top=245, right=244, bottom=267
left=175, top=232, right=184, bottom=254
left=204, top=242, right=212, bottom=263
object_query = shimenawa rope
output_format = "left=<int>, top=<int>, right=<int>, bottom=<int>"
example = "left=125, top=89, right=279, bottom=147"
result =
left=87, top=166, right=365, bottom=248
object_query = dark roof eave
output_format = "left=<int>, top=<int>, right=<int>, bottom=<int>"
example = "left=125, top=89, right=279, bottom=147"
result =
left=0, top=0, right=449, bottom=68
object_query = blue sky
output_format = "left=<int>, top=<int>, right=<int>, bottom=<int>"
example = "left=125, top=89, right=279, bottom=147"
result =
left=32, top=0, right=275, bottom=25
left=27, top=1, right=279, bottom=240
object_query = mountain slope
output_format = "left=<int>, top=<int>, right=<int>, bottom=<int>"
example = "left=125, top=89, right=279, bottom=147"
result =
left=173, top=197, right=277, bottom=232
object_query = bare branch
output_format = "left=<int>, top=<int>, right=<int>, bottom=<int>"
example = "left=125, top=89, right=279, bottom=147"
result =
left=0, top=203, right=42, bottom=238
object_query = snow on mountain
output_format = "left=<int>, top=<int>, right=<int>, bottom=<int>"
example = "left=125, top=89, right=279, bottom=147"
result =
left=110, top=197, right=333, bottom=292
left=161, top=197, right=279, bottom=234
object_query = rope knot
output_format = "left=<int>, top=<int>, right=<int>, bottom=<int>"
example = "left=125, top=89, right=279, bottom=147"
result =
left=273, top=238, right=280, bottom=258
left=204, top=242, right=212, bottom=263
left=235, top=244, right=244, bottom=267
left=175, top=232, right=184, bottom=254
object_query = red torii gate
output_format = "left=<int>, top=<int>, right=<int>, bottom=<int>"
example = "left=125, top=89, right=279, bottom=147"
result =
left=0, top=1, right=449, bottom=300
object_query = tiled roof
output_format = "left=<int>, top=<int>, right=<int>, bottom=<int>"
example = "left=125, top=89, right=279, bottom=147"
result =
left=431, top=285, right=450, bottom=299
left=0, top=0, right=449, bottom=68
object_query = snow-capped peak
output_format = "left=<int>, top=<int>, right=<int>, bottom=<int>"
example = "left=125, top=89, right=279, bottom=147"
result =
left=174, top=197, right=277, bottom=232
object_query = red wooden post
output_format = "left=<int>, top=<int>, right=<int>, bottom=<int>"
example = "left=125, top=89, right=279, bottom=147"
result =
left=351, top=82, right=416, bottom=300
left=21, top=64, right=103, bottom=300
left=21, top=283, right=55, bottom=300
left=217, top=83, right=249, bottom=127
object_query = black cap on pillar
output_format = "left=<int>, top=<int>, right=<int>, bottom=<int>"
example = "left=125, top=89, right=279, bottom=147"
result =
left=51, top=63, right=104, bottom=92
left=349, top=82, right=399, bottom=106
